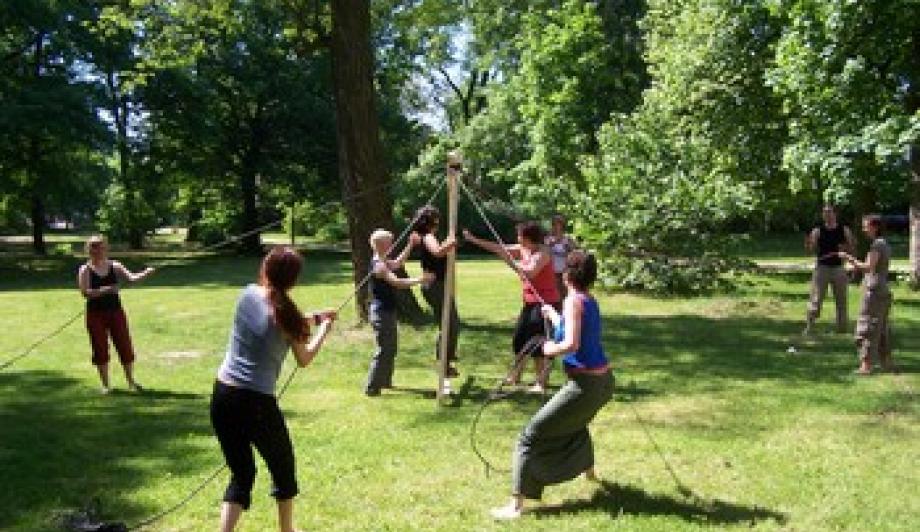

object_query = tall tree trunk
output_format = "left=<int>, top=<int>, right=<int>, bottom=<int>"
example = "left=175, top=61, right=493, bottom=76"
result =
left=240, top=164, right=261, bottom=254
left=909, top=28, right=920, bottom=289
left=30, top=192, right=46, bottom=255
left=30, top=33, right=46, bottom=255
left=330, top=0, right=424, bottom=320
left=911, top=143, right=919, bottom=288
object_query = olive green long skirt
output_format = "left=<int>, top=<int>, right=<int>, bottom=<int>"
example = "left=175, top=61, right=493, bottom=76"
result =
left=512, top=370, right=614, bottom=499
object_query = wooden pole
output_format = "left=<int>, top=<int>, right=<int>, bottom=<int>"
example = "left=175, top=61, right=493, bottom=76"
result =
left=437, top=152, right=460, bottom=403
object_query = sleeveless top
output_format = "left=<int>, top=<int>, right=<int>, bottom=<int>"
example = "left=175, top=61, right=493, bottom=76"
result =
left=522, top=250, right=560, bottom=304
left=864, top=238, right=891, bottom=292
left=217, top=284, right=291, bottom=395
left=86, top=261, right=121, bottom=312
left=419, top=236, right=447, bottom=281
left=369, top=258, right=397, bottom=311
left=546, top=235, right=574, bottom=274
left=554, top=293, right=608, bottom=370
left=816, top=224, right=846, bottom=267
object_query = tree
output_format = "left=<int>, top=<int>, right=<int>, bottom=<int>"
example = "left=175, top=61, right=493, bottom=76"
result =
left=331, top=0, right=426, bottom=319
left=578, top=0, right=785, bottom=292
left=0, top=1, right=108, bottom=253
left=768, top=0, right=920, bottom=266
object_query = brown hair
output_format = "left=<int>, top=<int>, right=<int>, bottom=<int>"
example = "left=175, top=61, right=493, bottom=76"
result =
left=516, top=221, right=545, bottom=246
left=863, top=214, right=885, bottom=236
left=260, top=246, right=309, bottom=341
left=564, top=250, right=597, bottom=291
left=413, top=205, right=441, bottom=235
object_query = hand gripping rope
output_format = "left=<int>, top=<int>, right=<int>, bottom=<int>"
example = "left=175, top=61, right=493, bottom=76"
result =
left=455, top=174, right=561, bottom=475
left=118, top=177, right=449, bottom=531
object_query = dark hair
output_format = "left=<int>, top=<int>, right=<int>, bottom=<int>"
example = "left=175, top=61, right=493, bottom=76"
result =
left=414, top=206, right=441, bottom=235
left=863, top=214, right=885, bottom=235
left=516, top=221, right=545, bottom=246
left=260, top=246, right=309, bottom=341
left=564, top=250, right=597, bottom=291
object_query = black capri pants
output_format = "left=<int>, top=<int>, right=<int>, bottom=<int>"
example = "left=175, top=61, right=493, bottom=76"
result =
left=513, top=302, right=552, bottom=358
left=210, top=381, right=298, bottom=509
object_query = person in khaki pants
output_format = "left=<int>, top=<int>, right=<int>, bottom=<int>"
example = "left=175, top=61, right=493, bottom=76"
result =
left=804, top=204, right=855, bottom=335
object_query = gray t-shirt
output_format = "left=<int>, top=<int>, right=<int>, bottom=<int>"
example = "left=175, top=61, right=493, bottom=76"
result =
left=864, top=238, right=891, bottom=291
left=217, top=284, right=291, bottom=395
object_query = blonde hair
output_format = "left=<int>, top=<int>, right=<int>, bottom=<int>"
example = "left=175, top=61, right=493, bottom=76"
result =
left=369, top=229, right=393, bottom=249
left=85, top=235, right=107, bottom=254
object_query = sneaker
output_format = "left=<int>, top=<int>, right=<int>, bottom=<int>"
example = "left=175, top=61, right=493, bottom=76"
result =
left=129, top=382, right=144, bottom=393
left=446, top=365, right=459, bottom=378
left=365, top=388, right=381, bottom=397
left=100, top=386, right=111, bottom=395
left=490, top=504, right=522, bottom=520
left=527, top=383, right=545, bottom=394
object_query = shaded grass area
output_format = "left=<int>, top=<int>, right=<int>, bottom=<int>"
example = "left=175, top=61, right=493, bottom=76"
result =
left=0, top=251, right=917, bottom=531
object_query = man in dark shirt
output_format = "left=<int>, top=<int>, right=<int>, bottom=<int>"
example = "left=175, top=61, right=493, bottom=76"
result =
left=804, top=204, right=855, bottom=334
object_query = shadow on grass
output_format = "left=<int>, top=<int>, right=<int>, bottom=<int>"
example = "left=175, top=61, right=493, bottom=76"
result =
left=0, top=370, right=216, bottom=530
left=532, top=480, right=786, bottom=526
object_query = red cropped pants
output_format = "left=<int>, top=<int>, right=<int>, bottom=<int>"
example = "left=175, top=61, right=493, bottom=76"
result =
left=85, top=308, right=135, bottom=366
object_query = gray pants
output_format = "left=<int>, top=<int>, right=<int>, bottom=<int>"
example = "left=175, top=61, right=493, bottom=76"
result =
left=807, top=265, right=848, bottom=331
left=855, top=288, right=893, bottom=367
left=421, top=278, right=458, bottom=363
left=365, top=304, right=397, bottom=392
left=513, top=371, right=614, bottom=500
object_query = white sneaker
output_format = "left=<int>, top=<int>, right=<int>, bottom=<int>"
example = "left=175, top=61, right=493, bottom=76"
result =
left=490, top=504, right=522, bottom=520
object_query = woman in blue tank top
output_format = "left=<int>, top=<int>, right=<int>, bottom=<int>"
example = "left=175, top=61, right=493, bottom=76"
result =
left=491, top=250, right=614, bottom=520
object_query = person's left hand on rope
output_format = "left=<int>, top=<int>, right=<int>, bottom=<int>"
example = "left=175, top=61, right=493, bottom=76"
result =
left=421, top=271, right=436, bottom=288
left=409, top=232, right=422, bottom=247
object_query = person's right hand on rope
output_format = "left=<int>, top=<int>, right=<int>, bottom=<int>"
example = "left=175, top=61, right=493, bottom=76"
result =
left=409, top=232, right=422, bottom=247
left=462, top=228, right=474, bottom=241
left=443, top=235, right=457, bottom=249
left=421, top=271, right=436, bottom=288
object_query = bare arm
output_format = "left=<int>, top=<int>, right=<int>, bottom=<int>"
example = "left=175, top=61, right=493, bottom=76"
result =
left=805, top=228, right=819, bottom=252
left=542, top=295, right=582, bottom=357
left=113, top=261, right=155, bottom=283
left=290, top=317, right=335, bottom=368
left=385, top=232, right=422, bottom=271
left=375, top=262, right=423, bottom=289
left=517, top=249, right=552, bottom=280
left=423, top=234, right=457, bottom=258
left=841, top=250, right=879, bottom=273
left=462, top=229, right=521, bottom=259
left=77, top=265, right=118, bottom=299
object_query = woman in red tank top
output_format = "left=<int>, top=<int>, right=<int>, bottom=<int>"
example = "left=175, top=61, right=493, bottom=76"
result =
left=464, top=221, right=560, bottom=391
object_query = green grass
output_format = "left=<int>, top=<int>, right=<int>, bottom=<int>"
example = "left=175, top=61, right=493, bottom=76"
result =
left=0, top=251, right=918, bottom=531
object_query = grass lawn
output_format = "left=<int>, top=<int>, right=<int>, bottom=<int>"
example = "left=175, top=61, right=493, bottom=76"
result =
left=0, top=249, right=917, bottom=531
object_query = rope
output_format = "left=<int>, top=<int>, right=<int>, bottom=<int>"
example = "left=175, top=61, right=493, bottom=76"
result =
left=0, top=310, right=84, bottom=371
left=128, top=176, right=448, bottom=531
left=1, top=181, right=411, bottom=373
left=456, top=174, right=548, bottom=307
left=469, top=335, right=545, bottom=476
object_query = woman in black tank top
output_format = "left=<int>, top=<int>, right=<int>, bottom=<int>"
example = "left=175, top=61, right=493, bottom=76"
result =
left=77, top=235, right=156, bottom=394
left=413, top=206, right=460, bottom=377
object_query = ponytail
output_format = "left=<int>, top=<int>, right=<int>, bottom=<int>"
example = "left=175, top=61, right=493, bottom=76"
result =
left=259, top=246, right=309, bottom=342
left=267, top=287, right=310, bottom=342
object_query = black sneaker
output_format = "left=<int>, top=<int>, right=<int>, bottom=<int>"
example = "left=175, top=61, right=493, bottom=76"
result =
left=446, top=365, right=459, bottom=378
left=365, top=388, right=381, bottom=397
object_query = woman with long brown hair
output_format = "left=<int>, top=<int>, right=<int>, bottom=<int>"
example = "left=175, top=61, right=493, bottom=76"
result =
left=211, top=246, right=336, bottom=532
